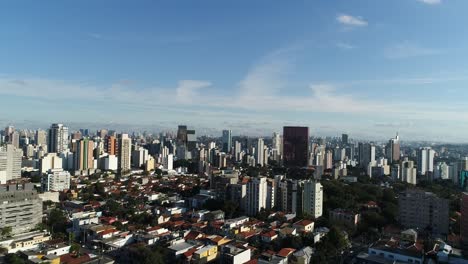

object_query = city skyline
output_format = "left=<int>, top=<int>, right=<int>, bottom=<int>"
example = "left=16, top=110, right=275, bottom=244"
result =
left=2, top=1, right=468, bottom=141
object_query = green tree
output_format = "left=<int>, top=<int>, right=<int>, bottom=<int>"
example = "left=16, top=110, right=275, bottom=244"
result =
left=1, top=226, right=12, bottom=238
left=5, top=253, right=26, bottom=264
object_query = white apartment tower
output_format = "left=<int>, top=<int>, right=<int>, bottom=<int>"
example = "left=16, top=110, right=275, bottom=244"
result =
left=418, top=147, right=435, bottom=175
left=118, top=134, right=132, bottom=172
left=42, top=169, right=71, bottom=192
left=0, top=144, right=23, bottom=184
left=256, top=138, right=264, bottom=167
left=303, top=180, right=323, bottom=219
left=246, top=177, right=268, bottom=216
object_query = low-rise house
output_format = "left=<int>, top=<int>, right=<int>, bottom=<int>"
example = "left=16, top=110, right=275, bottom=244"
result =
left=368, top=237, right=424, bottom=264
left=293, top=220, right=314, bottom=233
left=290, top=246, right=313, bottom=264
left=168, top=240, right=197, bottom=258
left=279, top=227, right=297, bottom=238
left=219, top=244, right=251, bottom=264
left=329, top=209, right=361, bottom=228
left=193, top=245, right=218, bottom=264
left=0, top=231, right=51, bottom=253
left=313, top=227, right=330, bottom=244
left=261, top=230, right=278, bottom=243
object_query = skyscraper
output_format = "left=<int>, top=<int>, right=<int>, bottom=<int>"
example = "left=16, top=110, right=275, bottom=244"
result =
left=187, top=129, right=197, bottom=152
left=461, top=193, right=468, bottom=247
left=0, top=144, right=23, bottom=183
left=48, top=123, right=69, bottom=153
left=222, top=130, right=232, bottom=153
left=75, top=138, right=95, bottom=171
left=418, top=147, right=435, bottom=175
left=105, top=135, right=119, bottom=155
left=401, top=158, right=417, bottom=185
left=399, top=189, right=449, bottom=235
left=341, top=134, right=349, bottom=146
left=303, top=180, right=323, bottom=219
left=358, top=143, right=376, bottom=168
left=386, top=134, right=401, bottom=163
left=10, top=131, right=19, bottom=149
left=256, top=138, right=264, bottom=166
left=283, top=126, right=309, bottom=167
left=234, top=141, right=242, bottom=161
left=246, top=177, right=268, bottom=216
left=35, top=130, right=47, bottom=146
left=118, top=134, right=132, bottom=172
left=0, top=183, right=42, bottom=235
left=177, top=125, right=188, bottom=144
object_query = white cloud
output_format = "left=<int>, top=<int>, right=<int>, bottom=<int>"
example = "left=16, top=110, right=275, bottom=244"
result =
left=237, top=47, right=294, bottom=98
left=385, top=41, right=441, bottom=59
left=416, top=0, right=442, bottom=5
left=336, top=14, right=368, bottom=27
left=175, top=80, right=211, bottom=103
left=336, top=43, right=355, bottom=50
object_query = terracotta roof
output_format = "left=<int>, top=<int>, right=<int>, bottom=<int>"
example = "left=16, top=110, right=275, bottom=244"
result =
left=183, top=248, right=198, bottom=258
left=185, top=231, right=202, bottom=241
left=294, top=220, right=314, bottom=227
left=277, top=248, right=296, bottom=258
left=261, top=230, right=277, bottom=238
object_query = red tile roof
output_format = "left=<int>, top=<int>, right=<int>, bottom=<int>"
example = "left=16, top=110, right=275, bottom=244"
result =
left=277, top=248, right=296, bottom=258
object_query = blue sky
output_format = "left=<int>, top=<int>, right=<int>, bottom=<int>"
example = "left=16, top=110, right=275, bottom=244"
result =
left=1, top=0, right=468, bottom=141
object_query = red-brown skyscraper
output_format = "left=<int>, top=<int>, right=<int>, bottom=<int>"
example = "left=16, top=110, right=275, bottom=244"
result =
left=283, top=126, right=309, bottom=167
left=461, top=193, right=468, bottom=246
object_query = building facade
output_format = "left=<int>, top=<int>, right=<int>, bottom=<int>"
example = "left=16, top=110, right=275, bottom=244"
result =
left=399, top=189, right=449, bottom=235
left=283, top=126, right=309, bottom=167
left=0, top=183, right=42, bottom=234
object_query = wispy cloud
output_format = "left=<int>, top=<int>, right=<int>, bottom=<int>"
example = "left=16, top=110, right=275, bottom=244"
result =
left=385, top=41, right=441, bottom=59
left=87, top=33, right=103, bottom=39
left=175, top=80, right=212, bottom=103
left=416, top=0, right=442, bottom=5
left=336, top=42, right=355, bottom=50
left=336, top=14, right=368, bottom=27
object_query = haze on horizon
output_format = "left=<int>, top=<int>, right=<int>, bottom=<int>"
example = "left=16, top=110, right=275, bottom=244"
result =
left=1, top=0, right=468, bottom=142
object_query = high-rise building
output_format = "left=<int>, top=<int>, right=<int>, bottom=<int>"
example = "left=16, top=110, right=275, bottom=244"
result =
left=186, top=129, right=197, bottom=152
left=399, top=189, right=449, bottom=235
left=325, top=150, right=333, bottom=170
left=35, top=130, right=47, bottom=146
left=461, top=193, right=468, bottom=247
left=386, top=134, right=401, bottom=163
left=105, top=135, right=119, bottom=155
left=283, top=126, right=309, bottom=167
left=234, top=141, right=242, bottom=162
left=358, top=143, right=376, bottom=168
left=75, top=138, right=94, bottom=171
left=118, top=134, right=132, bottom=172
left=246, top=177, right=268, bottom=216
left=401, top=158, right=417, bottom=185
left=256, top=138, right=264, bottom=166
left=417, top=147, right=435, bottom=175
left=42, top=169, right=71, bottom=192
left=303, top=180, right=323, bottom=219
left=272, top=132, right=282, bottom=153
left=0, top=183, right=42, bottom=235
left=97, top=129, right=108, bottom=139
left=47, top=123, right=69, bottom=153
left=0, top=145, right=23, bottom=184
left=132, top=147, right=149, bottom=168
left=10, top=131, right=20, bottom=149
left=342, top=134, right=349, bottom=146
left=39, top=153, right=63, bottom=174
left=177, top=125, right=188, bottom=144
left=222, top=130, right=232, bottom=153
left=277, top=179, right=304, bottom=214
